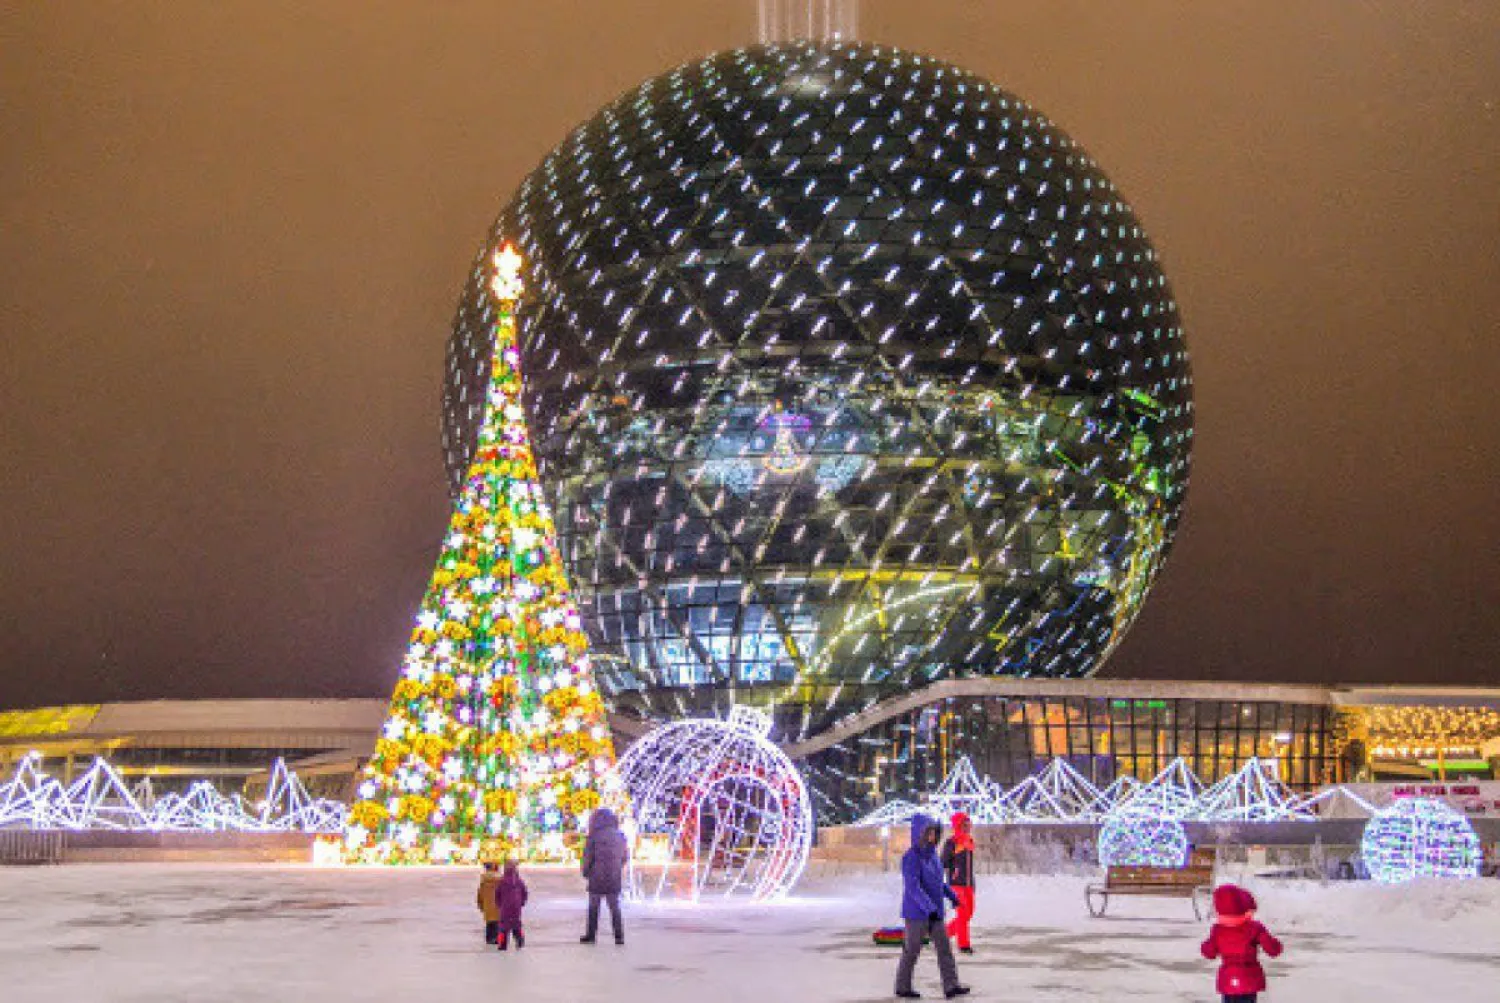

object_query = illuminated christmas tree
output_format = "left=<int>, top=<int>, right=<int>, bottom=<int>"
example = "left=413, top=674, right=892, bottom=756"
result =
left=346, top=245, right=616, bottom=864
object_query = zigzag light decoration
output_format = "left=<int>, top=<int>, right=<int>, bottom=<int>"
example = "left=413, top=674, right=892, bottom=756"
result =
left=0, top=753, right=346, bottom=833
left=856, top=755, right=1368, bottom=827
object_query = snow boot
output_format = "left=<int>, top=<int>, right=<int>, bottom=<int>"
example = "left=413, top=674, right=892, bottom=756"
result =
left=945, top=988, right=971, bottom=999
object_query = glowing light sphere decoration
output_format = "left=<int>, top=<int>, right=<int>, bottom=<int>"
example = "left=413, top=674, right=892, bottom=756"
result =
left=1361, top=798, right=1480, bottom=883
left=611, top=706, right=813, bottom=902
left=441, top=41, right=1194, bottom=757
left=1097, top=806, right=1189, bottom=868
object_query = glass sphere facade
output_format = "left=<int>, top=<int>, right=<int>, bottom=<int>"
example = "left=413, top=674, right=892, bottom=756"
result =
left=442, top=43, right=1193, bottom=742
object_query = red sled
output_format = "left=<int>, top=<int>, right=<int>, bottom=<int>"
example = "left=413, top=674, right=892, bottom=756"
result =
left=873, top=926, right=929, bottom=946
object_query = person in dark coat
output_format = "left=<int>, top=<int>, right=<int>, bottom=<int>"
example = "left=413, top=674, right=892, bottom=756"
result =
left=476, top=861, right=502, bottom=945
left=579, top=807, right=629, bottom=945
left=940, top=811, right=977, bottom=953
left=1201, top=884, right=1284, bottom=1002
left=895, top=813, right=970, bottom=999
left=495, top=860, right=529, bottom=951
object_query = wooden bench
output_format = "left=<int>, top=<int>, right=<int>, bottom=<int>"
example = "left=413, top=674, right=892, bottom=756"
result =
left=1085, top=857, right=1214, bottom=919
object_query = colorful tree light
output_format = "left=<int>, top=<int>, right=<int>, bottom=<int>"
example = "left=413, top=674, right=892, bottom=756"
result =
left=1361, top=797, right=1480, bottom=883
left=345, top=245, right=616, bottom=864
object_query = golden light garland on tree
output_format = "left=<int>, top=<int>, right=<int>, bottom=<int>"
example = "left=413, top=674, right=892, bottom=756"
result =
left=345, top=245, right=616, bottom=864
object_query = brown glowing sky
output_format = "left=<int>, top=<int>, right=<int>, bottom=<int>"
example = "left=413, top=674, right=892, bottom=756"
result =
left=1, top=2, right=1497, bottom=710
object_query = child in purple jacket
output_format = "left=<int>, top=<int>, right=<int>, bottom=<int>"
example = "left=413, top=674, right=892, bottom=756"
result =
left=495, top=860, right=529, bottom=951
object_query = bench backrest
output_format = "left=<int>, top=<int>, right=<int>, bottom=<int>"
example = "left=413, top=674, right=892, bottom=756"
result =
left=1105, top=863, right=1213, bottom=889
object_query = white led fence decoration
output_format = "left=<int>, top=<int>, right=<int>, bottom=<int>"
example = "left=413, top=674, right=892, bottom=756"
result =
left=611, top=706, right=813, bottom=902
left=854, top=756, right=1372, bottom=827
left=1360, top=797, right=1480, bottom=883
left=0, top=754, right=346, bottom=834
left=438, top=40, right=1194, bottom=751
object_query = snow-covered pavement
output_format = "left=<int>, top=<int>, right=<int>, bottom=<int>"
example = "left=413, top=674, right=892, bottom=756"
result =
left=2, top=864, right=1498, bottom=1001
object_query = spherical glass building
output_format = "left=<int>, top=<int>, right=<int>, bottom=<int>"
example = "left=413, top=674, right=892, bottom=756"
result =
left=442, top=42, right=1192, bottom=748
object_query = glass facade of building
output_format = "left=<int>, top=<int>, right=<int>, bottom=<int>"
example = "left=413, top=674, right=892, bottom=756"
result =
left=440, top=42, right=1193, bottom=743
left=804, top=693, right=1340, bottom=822
left=5, top=694, right=1499, bottom=824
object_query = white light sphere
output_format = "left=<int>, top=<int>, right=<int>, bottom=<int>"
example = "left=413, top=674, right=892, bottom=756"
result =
left=1118, top=784, right=1196, bottom=821
left=610, top=706, right=812, bottom=903
left=1098, top=807, right=1189, bottom=868
left=1361, top=797, right=1480, bottom=883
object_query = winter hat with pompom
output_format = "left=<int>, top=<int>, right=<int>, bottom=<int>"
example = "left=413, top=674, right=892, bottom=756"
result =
left=1212, top=884, right=1257, bottom=919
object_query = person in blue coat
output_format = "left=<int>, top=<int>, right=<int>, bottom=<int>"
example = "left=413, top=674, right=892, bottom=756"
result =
left=895, top=813, right=970, bottom=999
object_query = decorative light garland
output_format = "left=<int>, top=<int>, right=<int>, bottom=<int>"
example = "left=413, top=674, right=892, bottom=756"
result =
left=0, top=753, right=344, bottom=833
left=1360, top=797, right=1480, bottom=883
left=1360, top=706, right=1500, bottom=751
left=346, top=245, right=616, bottom=865
left=855, top=755, right=1342, bottom=826
left=611, top=706, right=813, bottom=902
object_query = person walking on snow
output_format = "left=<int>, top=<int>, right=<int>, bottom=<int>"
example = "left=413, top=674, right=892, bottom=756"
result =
left=495, top=860, right=529, bottom=951
left=940, top=811, right=977, bottom=954
left=476, top=861, right=502, bottom=945
left=895, top=813, right=970, bottom=999
left=1200, top=884, right=1284, bottom=1002
left=579, top=807, right=629, bottom=945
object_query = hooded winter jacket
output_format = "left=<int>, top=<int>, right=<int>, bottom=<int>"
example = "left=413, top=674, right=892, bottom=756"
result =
left=1201, top=884, right=1284, bottom=995
left=496, top=865, right=528, bottom=927
left=581, top=808, right=629, bottom=895
left=940, top=811, right=975, bottom=888
left=900, top=813, right=956, bottom=921
left=477, top=869, right=502, bottom=921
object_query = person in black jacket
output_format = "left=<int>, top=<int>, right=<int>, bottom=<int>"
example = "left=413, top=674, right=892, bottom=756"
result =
left=940, top=811, right=977, bottom=953
left=579, top=807, right=629, bottom=945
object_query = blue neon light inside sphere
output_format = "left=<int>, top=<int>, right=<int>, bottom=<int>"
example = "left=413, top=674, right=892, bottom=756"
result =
left=1097, top=808, right=1189, bottom=868
left=1361, top=798, right=1480, bottom=883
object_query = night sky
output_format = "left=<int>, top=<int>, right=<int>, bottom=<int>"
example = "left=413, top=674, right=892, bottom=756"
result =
left=2, top=2, right=1497, bottom=711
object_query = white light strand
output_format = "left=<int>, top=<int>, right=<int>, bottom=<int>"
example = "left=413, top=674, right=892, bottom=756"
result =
left=1097, top=807, right=1189, bottom=868
left=0, top=754, right=346, bottom=834
left=1361, top=797, right=1480, bottom=883
left=854, top=755, right=1366, bottom=827
left=610, top=706, right=813, bottom=902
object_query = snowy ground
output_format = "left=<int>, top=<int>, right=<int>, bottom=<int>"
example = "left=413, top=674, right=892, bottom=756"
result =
left=2, top=864, right=1499, bottom=1002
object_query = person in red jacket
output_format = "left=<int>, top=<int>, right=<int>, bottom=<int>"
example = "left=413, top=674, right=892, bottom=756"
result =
left=1200, top=884, right=1284, bottom=1002
left=940, top=811, right=977, bottom=953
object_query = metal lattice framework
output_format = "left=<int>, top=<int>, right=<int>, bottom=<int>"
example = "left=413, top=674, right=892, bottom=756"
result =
left=611, top=706, right=813, bottom=902
left=441, top=42, right=1193, bottom=742
left=854, top=755, right=1371, bottom=826
left=0, top=754, right=346, bottom=833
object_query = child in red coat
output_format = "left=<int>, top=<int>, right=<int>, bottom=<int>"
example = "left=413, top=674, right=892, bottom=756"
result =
left=1201, top=884, right=1283, bottom=1002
